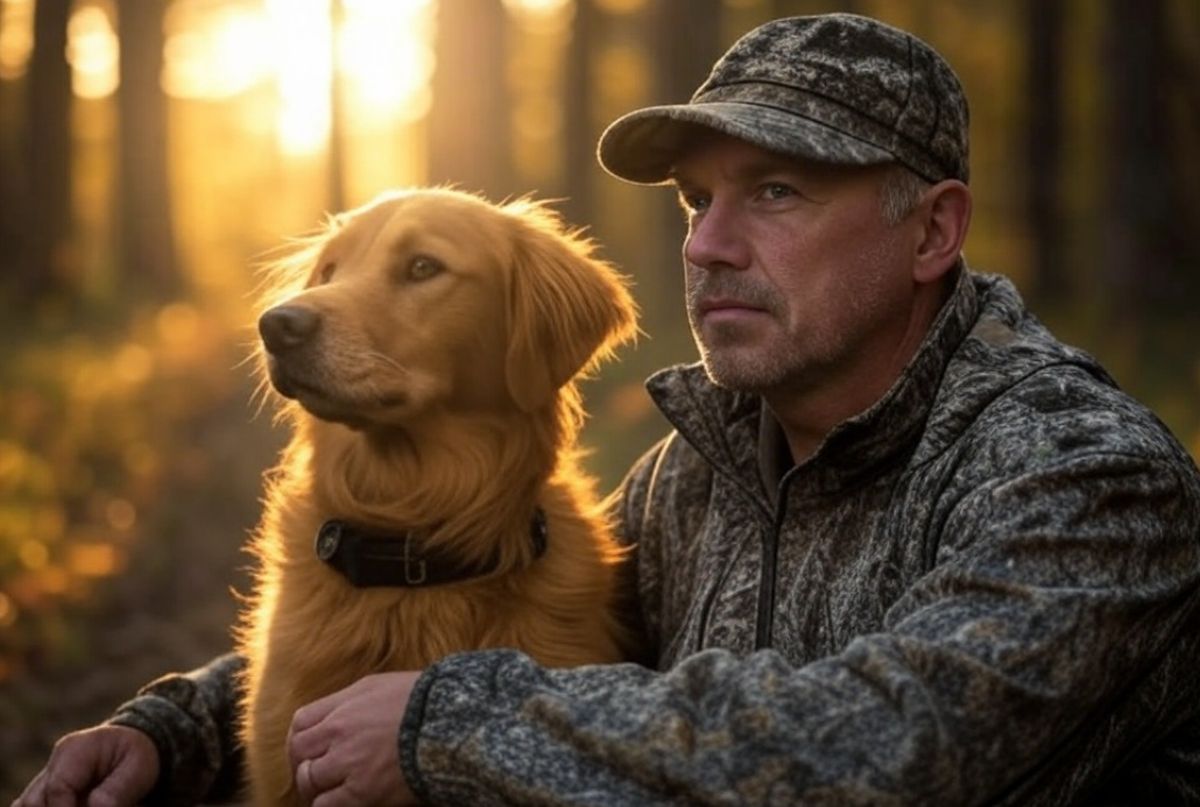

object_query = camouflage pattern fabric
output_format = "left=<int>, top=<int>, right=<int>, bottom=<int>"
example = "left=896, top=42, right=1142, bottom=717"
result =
left=109, top=653, right=245, bottom=805
left=112, top=269, right=1200, bottom=805
left=399, top=269, right=1200, bottom=805
left=598, top=14, right=970, bottom=186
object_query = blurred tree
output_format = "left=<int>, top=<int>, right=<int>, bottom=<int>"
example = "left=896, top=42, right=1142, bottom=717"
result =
left=639, top=0, right=722, bottom=318
left=653, top=0, right=721, bottom=107
left=116, top=0, right=181, bottom=300
left=1102, top=0, right=1198, bottom=316
left=562, top=0, right=599, bottom=229
left=427, top=0, right=512, bottom=199
left=21, top=0, right=72, bottom=299
left=1025, top=0, right=1065, bottom=303
left=0, top=8, right=21, bottom=280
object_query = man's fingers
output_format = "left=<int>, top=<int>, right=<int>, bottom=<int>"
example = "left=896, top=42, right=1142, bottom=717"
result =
left=87, top=788, right=121, bottom=807
left=42, top=740, right=98, bottom=807
left=16, top=726, right=159, bottom=807
left=12, top=768, right=48, bottom=807
left=313, top=784, right=358, bottom=807
left=288, top=721, right=333, bottom=775
left=292, top=683, right=354, bottom=735
left=44, top=776, right=83, bottom=807
left=295, top=757, right=328, bottom=804
left=13, top=726, right=158, bottom=807
left=295, top=753, right=347, bottom=804
left=288, top=684, right=358, bottom=771
left=86, top=747, right=157, bottom=807
left=287, top=672, right=419, bottom=805
left=295, top=758, right=315, bottom=803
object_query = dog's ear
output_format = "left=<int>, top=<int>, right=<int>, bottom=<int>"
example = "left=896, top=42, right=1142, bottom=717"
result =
left=504, top=206, right=637, bottom=412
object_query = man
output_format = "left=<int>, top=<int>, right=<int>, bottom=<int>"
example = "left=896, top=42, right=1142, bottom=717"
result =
left=18, top=13, right=1200, bottom=806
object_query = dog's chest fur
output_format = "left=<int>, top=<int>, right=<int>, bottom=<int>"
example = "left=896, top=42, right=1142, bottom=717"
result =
left=237, top=461, right=627, bottom=805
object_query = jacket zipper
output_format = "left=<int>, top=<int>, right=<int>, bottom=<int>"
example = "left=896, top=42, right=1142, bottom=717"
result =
left=754, top=478, right=793, bottom=650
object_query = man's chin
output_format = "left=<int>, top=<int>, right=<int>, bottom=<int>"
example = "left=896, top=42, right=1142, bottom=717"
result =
left=699, top=352, right=787, bottom=394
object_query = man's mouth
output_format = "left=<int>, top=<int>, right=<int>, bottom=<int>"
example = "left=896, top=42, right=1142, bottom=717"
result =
left=698, top=298, right=769, bottom=320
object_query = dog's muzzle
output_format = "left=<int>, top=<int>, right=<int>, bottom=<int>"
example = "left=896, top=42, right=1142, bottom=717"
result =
left=259, top=304, right=321, bottom=355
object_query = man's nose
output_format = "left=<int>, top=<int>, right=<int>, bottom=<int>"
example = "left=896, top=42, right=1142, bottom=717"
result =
left=682, top=201, right=750, bottom=271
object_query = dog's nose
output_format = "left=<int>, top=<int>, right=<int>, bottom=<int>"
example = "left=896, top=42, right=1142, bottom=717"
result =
left=259, top=305, right=321, bottom=353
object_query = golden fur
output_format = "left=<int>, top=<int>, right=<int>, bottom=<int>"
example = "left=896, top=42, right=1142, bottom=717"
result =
left=236, top=188, right=639, bottom=805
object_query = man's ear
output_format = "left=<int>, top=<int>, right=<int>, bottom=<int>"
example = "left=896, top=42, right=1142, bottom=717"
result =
left=913, top=180, right=971, bottom=284
left=503, top=206, right=638, bottom=413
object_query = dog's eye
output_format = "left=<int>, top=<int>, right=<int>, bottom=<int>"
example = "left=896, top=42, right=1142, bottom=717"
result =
left=406, top=255, right=444, bottom=282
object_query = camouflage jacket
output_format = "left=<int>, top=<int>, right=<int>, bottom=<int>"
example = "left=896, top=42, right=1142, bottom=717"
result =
left=112, top=270, right=1200, bottom=805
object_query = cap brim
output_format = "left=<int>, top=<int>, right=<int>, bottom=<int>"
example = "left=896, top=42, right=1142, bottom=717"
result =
left=597, top=101, right=897, bottom=185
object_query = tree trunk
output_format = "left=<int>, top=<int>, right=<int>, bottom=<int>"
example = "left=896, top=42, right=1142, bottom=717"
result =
left=117, top=0, right=181, bottom=299
left=1025, top=0, right=1065, bottom=303
left=642, top=0, right=722, bottom=309
left=562, top=0, right=598, bottom=229
left=23, top=0, right=72, bottom=298
left=0, top=9, right=22, bottom=282
left=426, top=0, right=512, bottom=200
left=652, top=0, right=721, bottom=106
left=1101, top=0, right=1187, bottom=314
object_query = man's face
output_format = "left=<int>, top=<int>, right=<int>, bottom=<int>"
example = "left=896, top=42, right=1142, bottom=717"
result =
left=672, top=133, right=919, bottom=398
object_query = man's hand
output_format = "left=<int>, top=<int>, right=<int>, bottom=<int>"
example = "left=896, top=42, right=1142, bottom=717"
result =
left=287, top=672, right=421, bottom=807
left=13, top=724, right=159, bottom=807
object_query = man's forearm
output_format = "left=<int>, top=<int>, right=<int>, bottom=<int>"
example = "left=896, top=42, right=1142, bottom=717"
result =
left=401, top=454, right=1200, bottom=807
left=400, top=633, right=1177, bottom=807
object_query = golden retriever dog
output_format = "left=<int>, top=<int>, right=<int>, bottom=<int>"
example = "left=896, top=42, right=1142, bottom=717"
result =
left=236, top=188, right=640, bottom=805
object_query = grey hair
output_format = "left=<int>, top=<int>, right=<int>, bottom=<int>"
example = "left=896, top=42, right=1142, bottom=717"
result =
left=880, top=165, right=930, bottom=225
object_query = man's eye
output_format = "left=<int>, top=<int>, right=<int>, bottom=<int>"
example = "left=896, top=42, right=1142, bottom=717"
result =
left=677, top=192, right=709, bottom=214
left=761, top=183, right=795, bottom=201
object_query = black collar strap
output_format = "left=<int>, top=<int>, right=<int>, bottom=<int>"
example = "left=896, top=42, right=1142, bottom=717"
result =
left=315, top=509, right=548, bottom=588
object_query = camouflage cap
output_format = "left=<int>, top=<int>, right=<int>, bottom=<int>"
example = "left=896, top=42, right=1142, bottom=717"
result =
left=597, top=14, right=969, bottom=185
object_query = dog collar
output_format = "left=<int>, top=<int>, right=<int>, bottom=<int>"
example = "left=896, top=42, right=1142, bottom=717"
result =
left=314, top=509, right=548, bottom=588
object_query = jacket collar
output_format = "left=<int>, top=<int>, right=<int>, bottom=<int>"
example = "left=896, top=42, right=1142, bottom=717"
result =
left=647, top=266, right=980, bottom=504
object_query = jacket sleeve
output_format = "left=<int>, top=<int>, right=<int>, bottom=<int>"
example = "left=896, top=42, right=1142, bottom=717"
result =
left=397, top=451, right=1200, bottom=806
left=107, top=652, right=246, bottom=805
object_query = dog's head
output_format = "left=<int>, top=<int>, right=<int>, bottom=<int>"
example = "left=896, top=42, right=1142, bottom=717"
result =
left=257, top=188, right=637, bottom=430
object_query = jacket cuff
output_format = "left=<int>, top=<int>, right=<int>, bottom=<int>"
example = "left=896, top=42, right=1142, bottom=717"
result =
left=398, top=665, right=441, bottom=805
left=108, top=693, right=219, bottom=806
left=105, top=653, right=246, bottom=805
left=400, top=650, right=544, bottom=805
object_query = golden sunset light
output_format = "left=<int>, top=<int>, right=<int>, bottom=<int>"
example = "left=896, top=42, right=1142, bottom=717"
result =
left=3, top=2, right=1199, bottom=793
left=65, top=3, right=117, bottom=99
left=338, top=0, right=435, bottom=125
left=0, top=0, right=34, bottom=80
left=162, top=1, right=271, bottom=99
left=47, top=0, right=440, bottom=157
left=264, top=0, right=332, bottom=155
left=504, top=0, right=573, bottom=15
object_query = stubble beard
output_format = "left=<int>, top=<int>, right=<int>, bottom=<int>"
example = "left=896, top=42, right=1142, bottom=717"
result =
left=693, top=325, right=813, bottom=393
left=686, top=271, right=809, bottom=393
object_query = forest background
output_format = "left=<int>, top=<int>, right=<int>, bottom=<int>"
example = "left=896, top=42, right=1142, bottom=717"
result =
left=2, top=0, right=1198, bottom=794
